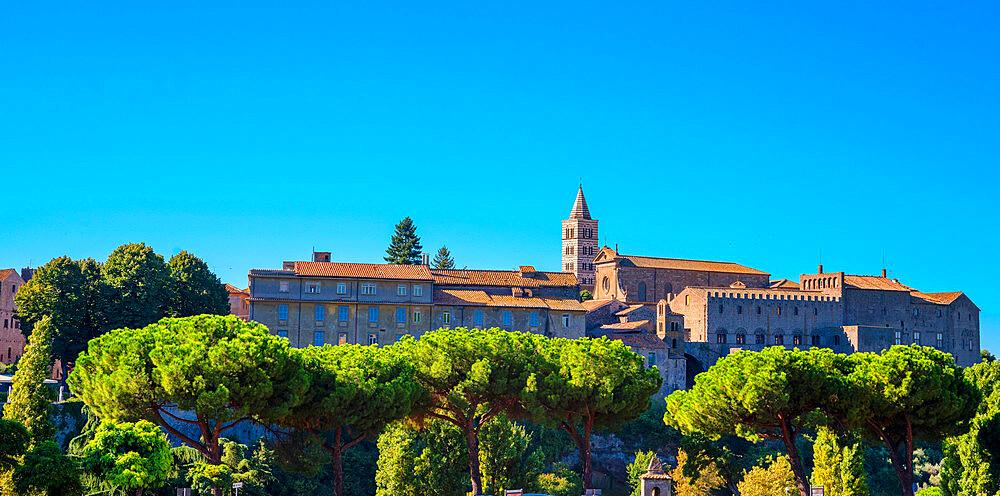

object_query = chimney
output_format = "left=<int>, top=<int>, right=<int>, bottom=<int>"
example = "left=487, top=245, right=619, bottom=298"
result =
left=881, top=268, right=887, bottom=278
left=312, top=251, right=331, bottom=263
left=818, top=264, right=824, bottom=274
left=421, top=253, right=430, bottom=266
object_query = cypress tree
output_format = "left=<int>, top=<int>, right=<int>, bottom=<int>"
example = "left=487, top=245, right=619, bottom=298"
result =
left=3, top=317, right=55, bottom=447
left=811, top=426, right=869, bottom=496
left=432, top=246, right=455, bottom=269
left=384, top=217, right=423, bottom=265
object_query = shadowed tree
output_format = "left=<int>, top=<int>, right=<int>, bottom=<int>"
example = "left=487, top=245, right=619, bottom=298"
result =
left=384, top=217, right=423, bottom=265
left=665, top=347, right=853, bottom=496
left=69, top=315, right=309, bottom=496
left=167, top=250, right=230, bottom=317
left=394, top=327, right=537, bottom=495
left=940, top=360, right=1000, bottom=495
left=271, top=344, right=423, bottom=496
left=523, top=336, right=661, bottom=490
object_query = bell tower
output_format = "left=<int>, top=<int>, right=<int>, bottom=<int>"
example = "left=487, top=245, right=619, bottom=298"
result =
left=561, top=186, right=599, bottom=288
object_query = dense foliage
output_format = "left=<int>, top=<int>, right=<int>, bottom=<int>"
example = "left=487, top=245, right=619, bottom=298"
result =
left=384, top=217, right=423, bottom=265
left=940, top=360, right=1000, bottom=495
left=80, top=420, right=172, bottom=495
left=431, top=245, right=455, bottom=269
left=3, top=317, right=56, bottom=446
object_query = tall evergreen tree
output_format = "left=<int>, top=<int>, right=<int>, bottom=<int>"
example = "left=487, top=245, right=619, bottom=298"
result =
left=3, top=317, right=56, bottom=447
left=384, top=217, right=423, bottom=265
left=167, top=251, right=230, bottom=317
left=431, top=246, right=455, bottom=269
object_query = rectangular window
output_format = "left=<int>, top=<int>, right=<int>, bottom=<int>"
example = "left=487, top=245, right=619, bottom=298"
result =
left=502, top=310, right=512, bottom=326
left=717, top=333, right=726, bottom=344
left=647, top=353, right=656, bottom=367
left=279, top=281, right=289, bottom=293
left=936, top=333, right=944, bottom=348
left=757, top=306, right=762, bottom=315
left=793, top=335, right=802, bottom=346
left=756, top=334, right=765, bottom=345
left=474, top=310, right=484, bottom=327
left=811, top=335, right=820, bottom=346
left=368, top=333, right=378, bottom=345
left=794, top=307, right=799, bottom=316
left=530, top=312, right=539, bottom=327
left=413, top=310, right=422, bottom=323
left=413, top=285, right=422, bottom=297
left=719, top=304, right=724, bottom=314
left=777, top=306, right=782, bottom=316
left=277, top=330, right=288, bottom=339
left=278, top=304, right=288, bottom=320
left=315, top=305, right=325, bottom=321
left=313, top=331, right=324, bottom=346
left=306, top=282, right=320, bottom=294
left=562, top=314, right=570, bottom=327
left=361, top=283, right=376, bottom=295
left=775, top=335, right=784, bottom=345
left=737, top=305, right=742, bottom=315
left=338, top=305, right=349, bottom=322
left=736, top=334, right=746, bottom=344
left=337, top=282, right=347, bottom=294
left=894, top=331, right=902, bottom=346
left=338, top=332, right=348, bottom=345
left=442, top=311, right=451, bottom=325
left=833, top=335, right=840, bottom=346
left=397, top=285, right=407, bottom=296
left=914, top=331, right=921, bottom=345
left=396, top=307, right=406, bottom=324
left=368, top=307, right=379, bottom=322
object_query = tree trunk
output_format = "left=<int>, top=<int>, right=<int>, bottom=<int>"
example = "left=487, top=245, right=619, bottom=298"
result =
left=331, top=429, right=345, bottom=496
left=581, top=423, right=593, bottom=489
left=465, top=424, right=483, bottom=495
left=778, top=414, right=810, bottom=496
left=868, top=419, right=914, bottom=496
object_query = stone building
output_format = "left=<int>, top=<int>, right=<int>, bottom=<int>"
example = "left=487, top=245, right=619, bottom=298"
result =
left=562, top=186, right=599, bottom=289
left=671, top=266, right=981, bottom=368
left=0, top=269, right=26, bottom=365
left=225, top=284, right=250, bottom=320
left=591, top=247, right=770, bottom=303
left=247, top=253, right=585, bottom=348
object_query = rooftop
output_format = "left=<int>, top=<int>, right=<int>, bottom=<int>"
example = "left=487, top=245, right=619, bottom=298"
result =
left=605, top=329, right=671, bottom=349
left=568, top=186, right=591, bottom=220
left=433, top=289, right=586, bottom=311
left=842, top=275, right=914, bottom=292
left=596, top=248, right=769, bottom=276
left=431, top=269, right=578, bottom=288
left=769, top=279, right=801, bottom=290
left=600, top=320, right=650, bottom=330
left=250, top=262, right=435, bottom=281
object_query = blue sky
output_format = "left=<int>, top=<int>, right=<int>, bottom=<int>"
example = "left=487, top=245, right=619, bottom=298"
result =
left=1, top=2, right=997, bottom=350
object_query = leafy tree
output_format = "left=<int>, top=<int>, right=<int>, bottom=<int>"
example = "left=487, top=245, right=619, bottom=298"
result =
left=375, top=418, right=469, bottom=496
left=0, top=419, right=29, bottom=472
left=187, top=461, right=233, bottom=495
left=13, top=440, right=82, bottom=496
left=812, top=426, right=869, bottom=496
left=102, top=243, right=172, bottom=330
left=479, top=413, right=543, bottom=495
left=80, top=420, right=172, bottom=496
left=384, top=217, right=423, bottom=265
left=69, top=315, right=309, bottom=496
left=524, top=336, right=661, bottom=489
left=394, top=327, right=537, bottom=495
left=982, top=349, right=996, bottom=363
left=580, top=290, right=593, bottom=302
left=737, top=455, right=796, bottom=496
left=3, top=316, right=56, bottom=446
left=847, top=346, right=978, bottom=496
left=679, top=432, right=775, bottom=494
left=13, top=257, right=104, bottom=385
left=536, top=463, right=582, bottom=496
left=666, top=347, right=851, bottom=496
left=626, top=450, right=656, bottom=496
left=670, top=449, right=725, bottom=496
left=939, top=360, right=1000, bottom=496
left=432, top=246, right=455, bottom=269
left=167, top=251, right=230, bottom=317
left=272, top=344, right=422, bottom=496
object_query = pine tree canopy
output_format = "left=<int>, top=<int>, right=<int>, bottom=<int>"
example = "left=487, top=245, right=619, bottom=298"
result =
left=384, top=217, right=423, bottom=265
left=431, top=246, right=455, bottom=269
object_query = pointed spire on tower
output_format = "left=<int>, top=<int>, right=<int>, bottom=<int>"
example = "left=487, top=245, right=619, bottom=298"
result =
left=569, top=185, right=591, bottom=220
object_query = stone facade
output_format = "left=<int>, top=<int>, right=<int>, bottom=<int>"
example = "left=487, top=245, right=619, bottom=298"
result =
left=0, top=270, right=26, bottom=365
left=669, top=267, right=981, bottom=368
left=248, top=255, right=585, bottom=348
left=562, top=187, right=599, bottom=288
left=225, top=284, right=250, bottom=320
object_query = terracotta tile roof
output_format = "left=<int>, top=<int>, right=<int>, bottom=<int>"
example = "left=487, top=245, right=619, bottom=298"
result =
left=285, top=262, right=435, bottom=281
left=923, top=292, right=964, bottom=305
left=433, top=289, right=585, bottom=311
left=600, top=320, right=650, bottom=330
left=613, top=254, right=769, bottom=276
left=225, top=284, right=249, bottom=295
left=0, top=269, right=15, bottom=280
left=431, top=269, right=578, bottom=287
left=605, top=330, right=671, bottom=349
left=581, top=298, right=616, bottom=311
left=769, top=279, right=800, bottom=290
left=843, top=275, right=913, bottom=292
left=518, top=266, right=537, bottom=273
left=615, top=304, right=646, bottom=316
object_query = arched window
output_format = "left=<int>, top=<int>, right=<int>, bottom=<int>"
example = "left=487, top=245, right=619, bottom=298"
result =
left=671, top=338, right=677, bottom=348
left=637, top=282, right=647, bottom=302
left=755, top=333, right=765, bottom=345
left=775, top=334, right=785, bottom=345
left=602, top=277, right=610, bottom=293
left=736, top=333, right=746, bottom=344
